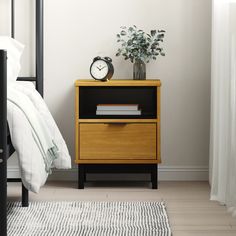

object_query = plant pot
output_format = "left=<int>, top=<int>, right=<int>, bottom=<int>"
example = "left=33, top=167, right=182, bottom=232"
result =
left=133, top=59, right=146, bottom=80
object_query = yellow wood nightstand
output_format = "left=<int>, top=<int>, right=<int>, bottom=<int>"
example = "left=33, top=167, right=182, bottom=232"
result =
left=75, top=79, right=161, bottom=189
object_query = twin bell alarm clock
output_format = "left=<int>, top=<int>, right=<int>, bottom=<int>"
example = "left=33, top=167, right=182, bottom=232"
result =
left=90, top=56, right=114, bottom=82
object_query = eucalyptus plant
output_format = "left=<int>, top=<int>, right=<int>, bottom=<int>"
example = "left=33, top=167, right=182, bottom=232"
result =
left=116, top=25, right=165, bottom=63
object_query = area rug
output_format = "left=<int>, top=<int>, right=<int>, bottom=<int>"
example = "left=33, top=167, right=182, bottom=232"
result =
left=7, top=201, right=171, bottom=236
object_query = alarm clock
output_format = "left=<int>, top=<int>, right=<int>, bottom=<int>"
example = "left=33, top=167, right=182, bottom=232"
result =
left=90, top=56, right=114, bottom=81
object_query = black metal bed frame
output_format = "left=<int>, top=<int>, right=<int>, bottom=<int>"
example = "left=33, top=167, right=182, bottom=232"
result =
left=0, top=0, right=44, bottom=235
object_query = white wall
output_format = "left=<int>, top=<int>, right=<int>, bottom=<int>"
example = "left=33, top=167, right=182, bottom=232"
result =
left=1, top=0, right=212, bottom=180
left=0, top=0, right=10, bottom=35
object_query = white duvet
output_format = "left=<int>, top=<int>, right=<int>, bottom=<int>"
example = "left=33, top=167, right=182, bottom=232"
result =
left=7, top=82, right=71, bottom=193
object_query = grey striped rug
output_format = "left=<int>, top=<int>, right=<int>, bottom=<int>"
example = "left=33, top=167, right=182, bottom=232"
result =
left=7, top=201, right=171, bottom=236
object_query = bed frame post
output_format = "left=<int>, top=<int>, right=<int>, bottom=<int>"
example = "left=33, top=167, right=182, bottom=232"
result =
left=11, top=0, right=15, bottom=38
left=0, top=50, right=8, bottom=236
left=7, top=0, right=44, bottom=210
left=22, top=184, right=29, bottom=207
left=36, top=0, right=44, bottom=97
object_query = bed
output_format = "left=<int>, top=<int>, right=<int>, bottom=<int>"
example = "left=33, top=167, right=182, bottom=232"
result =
left=0, top=1, right=43, bottom=234
left=0, top=1, right=70, bottom=235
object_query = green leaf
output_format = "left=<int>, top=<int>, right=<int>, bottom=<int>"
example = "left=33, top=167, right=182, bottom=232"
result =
left=151, top=30, right=156, bottom=36
left=128, top=27, right=134, bottom=32
left=127, top=40, right=132, bottom=46
left=120, top=30, right=127, bottom=36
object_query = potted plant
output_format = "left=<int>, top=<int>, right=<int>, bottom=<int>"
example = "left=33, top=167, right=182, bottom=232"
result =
left=116, top=25, right=165, bottom=80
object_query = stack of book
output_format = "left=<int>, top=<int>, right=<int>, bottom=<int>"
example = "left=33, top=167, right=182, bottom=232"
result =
left=96, top=104, right=141, bottom=115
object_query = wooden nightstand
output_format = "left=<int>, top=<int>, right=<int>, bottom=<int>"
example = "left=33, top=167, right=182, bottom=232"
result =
left=75, top=80, right=161, bottom=189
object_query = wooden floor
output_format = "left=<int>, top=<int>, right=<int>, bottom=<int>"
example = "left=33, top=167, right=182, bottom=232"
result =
left=8, top=181, right=236, bottom=236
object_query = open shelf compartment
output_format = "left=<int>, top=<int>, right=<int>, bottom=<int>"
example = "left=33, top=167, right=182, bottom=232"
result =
left=79, top=86, right=157, bottom=119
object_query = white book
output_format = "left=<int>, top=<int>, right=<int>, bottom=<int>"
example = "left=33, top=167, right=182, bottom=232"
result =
left=96, top=110, right=141, bottom=115
left=97, top=104, right=139, bottom=111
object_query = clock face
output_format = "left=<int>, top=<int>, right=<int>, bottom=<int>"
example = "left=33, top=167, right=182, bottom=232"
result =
left=90, top=60, right=109, bottom=80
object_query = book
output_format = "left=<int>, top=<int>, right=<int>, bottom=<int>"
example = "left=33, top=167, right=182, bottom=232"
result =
left=97, top=104, right=139, bottom=111
left=96, top=110, right=141, bottom=115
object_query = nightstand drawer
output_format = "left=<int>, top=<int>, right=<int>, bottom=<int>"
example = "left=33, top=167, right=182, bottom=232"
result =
left=79, top=123, right=156, bottom=160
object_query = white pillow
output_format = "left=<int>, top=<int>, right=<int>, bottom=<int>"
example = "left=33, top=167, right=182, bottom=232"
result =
left=0, top=36, right=24, bottom=82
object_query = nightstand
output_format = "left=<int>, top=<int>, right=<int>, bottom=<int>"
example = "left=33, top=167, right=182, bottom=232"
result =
left=75, top=80, right=161, bottom=189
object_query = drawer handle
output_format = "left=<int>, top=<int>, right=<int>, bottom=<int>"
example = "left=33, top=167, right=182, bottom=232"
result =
left=104, top=122, right=127, bottom=125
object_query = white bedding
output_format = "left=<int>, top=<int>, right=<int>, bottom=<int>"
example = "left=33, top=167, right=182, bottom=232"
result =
left=7, top=82, right=71, bottom=193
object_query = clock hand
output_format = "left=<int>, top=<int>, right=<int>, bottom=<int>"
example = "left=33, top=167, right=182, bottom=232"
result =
left=100, top=66, right=106, bottom=70
left=96, top=66, right=101, bottom=71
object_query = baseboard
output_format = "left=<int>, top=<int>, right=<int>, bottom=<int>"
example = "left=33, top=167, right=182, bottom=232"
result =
left=7, top=165, right=209, bottom=181
left=158, top=166, right=209, bottom=181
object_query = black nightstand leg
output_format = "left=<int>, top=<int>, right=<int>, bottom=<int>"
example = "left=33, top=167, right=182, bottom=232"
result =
left=84, top=171, right=87, bottom=182
left=78, top=164, right=84, bottom=189
left=151, top=164, right=158, bottom=189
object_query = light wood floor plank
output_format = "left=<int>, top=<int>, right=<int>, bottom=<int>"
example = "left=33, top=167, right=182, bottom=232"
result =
left=174, top=231, right=236, bottom=236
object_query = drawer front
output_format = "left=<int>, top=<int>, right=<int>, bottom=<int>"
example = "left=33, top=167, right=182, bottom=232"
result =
left=79, top=123, right=156, bottom=160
